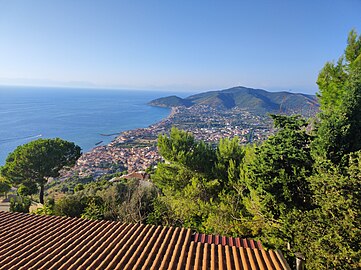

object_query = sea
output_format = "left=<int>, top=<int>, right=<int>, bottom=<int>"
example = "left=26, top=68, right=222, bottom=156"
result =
left=0, top=86, right=187, bottom=165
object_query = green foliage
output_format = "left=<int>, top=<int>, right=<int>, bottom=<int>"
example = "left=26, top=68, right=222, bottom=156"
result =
left=55, top=194, right=87, bottom=217
left=115, top=180, right=158, bottom=223
left=158, top=127, right=216, bottom=176
left=32, top=198, right=56, bottom=215
left=147, top=197, right=172, bottom=226
left=152, top=163, right=193, bottom=192
left=201, top=192, right=251, bottom=237
left=10, top=197, right=31, bottom=213
left=316, top=59, right=347, bottom=114
left=153, top=127, right=245, bottom=231
left=149, top=95, right=193, bottom=107
left=214, top=137, right=244, bottom=186
left=247, top=115, right=313, bottom=219
left=1, top=138, right=81, bottom=204
left=17, top=182, right=38, bottom=197
left=48, top=178, right=158, bottom=223
left=0, top=176, right=11, bottom=194
left=345, top=29, right=361, bottom=67
left=45, top=175, right=93, bottom=196
left=81, top=198, right=104, bottom=220
left=74, top=183, right=84, bottom=193
left=314, top=30, right=361, bottom=165
left=290, top=152, right=361, bottom=269
left=271, top=31, right=361, bottom=268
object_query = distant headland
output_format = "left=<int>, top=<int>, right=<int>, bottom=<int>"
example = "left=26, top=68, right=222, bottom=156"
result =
left=148, top=86, right=319, bottom=115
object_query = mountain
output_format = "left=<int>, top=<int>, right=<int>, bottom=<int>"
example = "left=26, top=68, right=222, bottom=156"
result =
left=148, top=86, right=319, bottom=115
left=147, top=95, right=193, bottom=108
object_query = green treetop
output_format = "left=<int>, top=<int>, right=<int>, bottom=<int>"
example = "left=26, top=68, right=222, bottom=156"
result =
left=1, top=138, right=81, bottom=204
left=314, top=30, right=361, bottom=165
left=250, top=115, right=313, bottom=212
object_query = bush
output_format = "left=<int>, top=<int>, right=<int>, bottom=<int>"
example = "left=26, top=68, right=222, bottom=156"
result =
left=10, top=197, right=31, bottom=213
left=32, top=198, right=55, bottom=215
left=55, top=195, right=87, bottom=217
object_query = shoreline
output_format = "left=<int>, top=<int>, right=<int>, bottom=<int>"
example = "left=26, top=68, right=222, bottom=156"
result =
left=0, top=88, right=175, bottom=166
left=63, top=105, right=273, bottom=180
left=59, top=106, right=175, bottom=179
left=103, top=106, right=175, bottom=146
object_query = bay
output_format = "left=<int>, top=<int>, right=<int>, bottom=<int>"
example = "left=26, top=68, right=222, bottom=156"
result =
left=0, top=86, right=182, bottom=165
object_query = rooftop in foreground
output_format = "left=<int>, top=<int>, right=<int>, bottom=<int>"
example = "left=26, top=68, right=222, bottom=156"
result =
left=0, top=211, right=290, bottom=270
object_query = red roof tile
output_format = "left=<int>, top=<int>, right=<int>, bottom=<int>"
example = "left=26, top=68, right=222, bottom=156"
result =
left=0, top=211, right=291, bottom=270
left=193, top=233, right=263, bottom=249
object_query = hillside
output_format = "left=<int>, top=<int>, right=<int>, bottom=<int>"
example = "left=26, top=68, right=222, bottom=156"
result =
left=147, top=95, right=193, bottom=107
left=149, top=86, right=319, bottom=115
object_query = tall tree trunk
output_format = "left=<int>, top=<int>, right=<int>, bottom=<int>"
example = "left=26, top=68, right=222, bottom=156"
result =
left=39, top=184, right=44, bottom=204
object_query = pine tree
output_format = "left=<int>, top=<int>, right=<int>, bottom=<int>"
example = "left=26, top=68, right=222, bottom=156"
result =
left=313, top=30, right=361, bottom=165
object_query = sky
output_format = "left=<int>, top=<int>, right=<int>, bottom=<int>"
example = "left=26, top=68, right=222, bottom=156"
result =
left=0, top=0, right=360, bottom=94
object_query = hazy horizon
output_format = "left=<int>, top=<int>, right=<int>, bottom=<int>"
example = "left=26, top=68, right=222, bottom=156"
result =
left=0, top=83, right=317, bottom=96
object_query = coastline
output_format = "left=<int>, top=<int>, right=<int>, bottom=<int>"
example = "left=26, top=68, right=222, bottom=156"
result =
left=60, top=106, right=175, bottom=180
left=62, top=105, right=273, bottom=180
left=0, top=87, right=174, bottom=165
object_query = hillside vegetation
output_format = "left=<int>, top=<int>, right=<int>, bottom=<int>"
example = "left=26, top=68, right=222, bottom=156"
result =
left=149, top=86, right=319, bottom=115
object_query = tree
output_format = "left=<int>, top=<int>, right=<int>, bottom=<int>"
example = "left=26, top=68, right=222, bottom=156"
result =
left=154, top=128, right=248, bottom=232
left=313, top=30, right=361, bottom=165
left=231, top=114, right=314, bottom=257
left=1, top=138, right=81, bottom=204
left=158, top=127, right=216, bottom=176
left=290, top=151, right=361, bottom=269
left=0, top=176, right=11, bottom=196
left=55, top=194, right=87, bottom=217
left=10, top=197, right=31, bottom=213
left=214, top=137, right=244, bottom=186
left=247, top=114, right=313, bottom=218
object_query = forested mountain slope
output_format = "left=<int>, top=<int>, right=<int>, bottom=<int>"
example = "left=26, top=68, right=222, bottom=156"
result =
left=149, top=86, right=319, bottom=115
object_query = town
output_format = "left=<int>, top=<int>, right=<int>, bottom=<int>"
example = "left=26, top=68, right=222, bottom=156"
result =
left=60, top=105, right=274, bottom=179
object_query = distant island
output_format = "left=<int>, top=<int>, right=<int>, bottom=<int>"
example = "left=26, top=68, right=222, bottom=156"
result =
left=148, top=86, right=319, bottom=116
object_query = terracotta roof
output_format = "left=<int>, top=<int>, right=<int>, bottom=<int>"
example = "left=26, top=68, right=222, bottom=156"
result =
left=0, top=211, right=291, bottom=270
left=193, top=233, right=263, bottom=249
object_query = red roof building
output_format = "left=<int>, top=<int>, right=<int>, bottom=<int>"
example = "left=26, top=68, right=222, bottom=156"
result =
left=0, top=211, right=291, bottom=269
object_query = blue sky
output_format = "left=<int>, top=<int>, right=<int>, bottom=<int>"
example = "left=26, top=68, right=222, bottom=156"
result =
left=0, top=0, right=360, bottom=94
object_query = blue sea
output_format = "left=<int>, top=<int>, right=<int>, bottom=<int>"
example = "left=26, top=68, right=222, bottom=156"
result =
left=0, top=86, right=184, bottom=165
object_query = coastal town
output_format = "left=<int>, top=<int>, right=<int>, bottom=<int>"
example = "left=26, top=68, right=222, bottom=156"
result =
left=61, top=104, right=274, bottom=179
